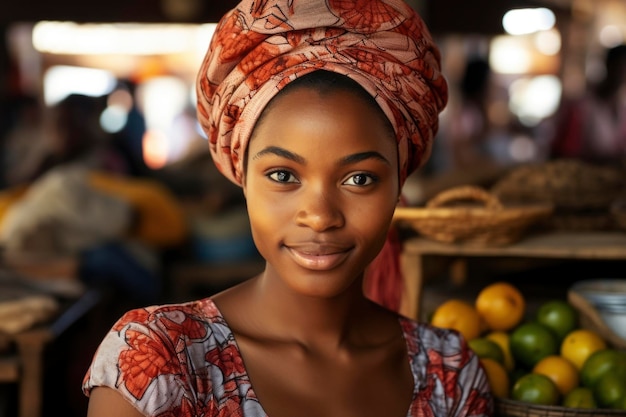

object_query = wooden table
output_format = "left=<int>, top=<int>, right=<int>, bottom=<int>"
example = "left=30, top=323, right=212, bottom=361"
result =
left=398, top=232, right=626, bottom=320
left=0, top=288, right=102, bottom=417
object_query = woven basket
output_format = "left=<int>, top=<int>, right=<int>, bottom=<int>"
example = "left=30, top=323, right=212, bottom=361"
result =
left=492, top=160, right=624, bottom=211
left=496, top=398, right=626, bottom=417
left=393, top=186, right=553, bottom=246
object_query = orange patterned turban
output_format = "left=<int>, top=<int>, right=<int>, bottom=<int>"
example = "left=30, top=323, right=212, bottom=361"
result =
left=196, top=0, right=448, bottom=186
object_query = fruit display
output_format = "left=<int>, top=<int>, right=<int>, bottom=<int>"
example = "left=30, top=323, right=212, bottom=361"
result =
left=429, top=281, right=626, bottom=411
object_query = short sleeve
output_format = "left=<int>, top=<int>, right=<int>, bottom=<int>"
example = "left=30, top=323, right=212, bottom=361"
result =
left=82, top=308, right=195, bottom=416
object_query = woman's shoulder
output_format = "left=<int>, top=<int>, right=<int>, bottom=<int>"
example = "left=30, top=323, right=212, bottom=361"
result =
left=111, top=297, right=234, bottom=343
left=117, top=297, right=223, bottom=324
left=84, top=298, right=258, bottom=415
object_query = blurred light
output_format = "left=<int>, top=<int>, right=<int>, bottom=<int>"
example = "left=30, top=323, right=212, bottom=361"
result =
left=138, top=76, right=188, bottom=130
left=599, top=25, right=625, bottom=48
left=143, top=129, right=169, bottom=169
left=503, top=8, right=556, bottom=36
left=100, top=105, right=129, bottom=134
left=32, top=22, right=217, bottom=55
left=534, top=29, right=561, bottom=56
left=490, top=36, right=533, bottom=74
left=508, top=75, right=562, bottom=126
left=508, top=135, right=537, bottom=162
left=43, top=65, right=116, bottom=106
left=107, top=88, right=133, bottom=112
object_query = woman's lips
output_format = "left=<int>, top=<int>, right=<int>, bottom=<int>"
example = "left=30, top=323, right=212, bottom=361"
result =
left=286, top=244, right=351, bottom=271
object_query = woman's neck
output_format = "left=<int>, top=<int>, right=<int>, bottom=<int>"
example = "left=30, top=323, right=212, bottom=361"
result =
left=218, top=268, right=386, bottom=354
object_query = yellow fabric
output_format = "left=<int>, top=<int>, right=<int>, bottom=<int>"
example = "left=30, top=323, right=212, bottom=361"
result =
left=88, top=172, right=188, bottom=248
left=0, top=185, right=29, bottom=227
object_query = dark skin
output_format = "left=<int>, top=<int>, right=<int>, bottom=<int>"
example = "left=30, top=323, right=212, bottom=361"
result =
left=87, top=86, right=414, bottom=417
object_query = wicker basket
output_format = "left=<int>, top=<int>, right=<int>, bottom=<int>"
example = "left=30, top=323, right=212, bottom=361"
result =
left=491, top=160, right=624, bottom=211
left=496, top=398, right=626, bottom=417
left=393, top=185, right=553, bottom=246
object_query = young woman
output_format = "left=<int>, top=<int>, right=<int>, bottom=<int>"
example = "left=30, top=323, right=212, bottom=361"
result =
left=82, top=1, right=493, bottom=416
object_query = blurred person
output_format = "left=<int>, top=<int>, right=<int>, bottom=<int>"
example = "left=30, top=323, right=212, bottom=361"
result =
left=549, top=44, right=626, bottom=166
left=437, top=57, right=494, bottom=171
left=1, top=95, right=48, bottom=187
left=9, top=94, right=128, bottom=184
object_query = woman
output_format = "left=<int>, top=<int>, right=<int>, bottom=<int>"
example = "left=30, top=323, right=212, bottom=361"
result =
left=82, top=1, right=493, bottom=416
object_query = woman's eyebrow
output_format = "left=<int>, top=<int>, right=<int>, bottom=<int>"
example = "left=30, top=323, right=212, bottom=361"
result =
left=340, top=151, right=391, bottom=166
left=253, top=146, right=306, bottom=164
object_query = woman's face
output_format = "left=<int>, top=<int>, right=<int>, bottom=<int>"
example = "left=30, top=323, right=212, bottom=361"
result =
left=243, top=87, right=400, bottom=298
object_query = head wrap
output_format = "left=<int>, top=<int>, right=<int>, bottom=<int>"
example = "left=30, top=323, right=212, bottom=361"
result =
left=196, top=0, right=448, bottom=186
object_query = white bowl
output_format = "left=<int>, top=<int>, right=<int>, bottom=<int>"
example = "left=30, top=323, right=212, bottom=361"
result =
left=570, top=279, right=626, bottom=339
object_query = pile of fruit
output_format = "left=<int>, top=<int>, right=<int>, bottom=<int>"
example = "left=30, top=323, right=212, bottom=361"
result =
left=430, top=281, right=626, bottom=410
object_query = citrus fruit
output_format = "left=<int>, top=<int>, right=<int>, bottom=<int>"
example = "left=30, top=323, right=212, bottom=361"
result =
left=475, top=282, right=526, bottom=331
left=593, top=371, right=626, bottom=409
left=469, top=337, right=505, bottom=364
left=431, top=299, right=483, bottom=341
left=480, top=358, right=510, bottom=398
left=511, top=373, right=560, bottom=405
left=560, top=329, right=607, bottom=370
left=532, top=355, right=579, bottom=396
left=612, top=395, right=626, bottom=411
left=510, top=322, right=559, bottom=369
left=562, top=387, right=597, bottom=409
left=580, top=348, right=626, bottom=388
left=535, top=300, right=578, bottom=342
left=486, top=331, right=515, bottom=372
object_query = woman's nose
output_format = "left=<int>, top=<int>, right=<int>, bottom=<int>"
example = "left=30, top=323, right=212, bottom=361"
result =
left=295, top=187, right=345, bottom=232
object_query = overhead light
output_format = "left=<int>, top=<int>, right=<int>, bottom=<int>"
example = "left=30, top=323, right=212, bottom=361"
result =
left=503, top=8, right=556, bottom=36
left=43, top=65, right=116, bottom=105
left=32, top=21, right=216, bottom=55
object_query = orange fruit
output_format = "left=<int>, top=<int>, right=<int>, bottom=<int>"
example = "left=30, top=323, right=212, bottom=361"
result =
left=532, top=355, right=579, bottom=396
left=475, top=282, right=525, bottom=331
left=480, top=358, right=510, bottom=398
left=431, top=299, right=483, bottom=341
left=560, top=329, right=607, bottom=370
left=486, top=331, right=515, bottom=372
left=562, top=387, right=597, bottom=409
left=580, top=348, right=626, bottom=389
left=511, top=373, right=560, bottom=405
left=510, top=322, right=559, bottom=369
left=535, top=300, right=578, bottom=342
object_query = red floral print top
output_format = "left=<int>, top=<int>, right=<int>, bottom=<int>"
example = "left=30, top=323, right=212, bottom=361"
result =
left=83, top=298, right=493, bottom=416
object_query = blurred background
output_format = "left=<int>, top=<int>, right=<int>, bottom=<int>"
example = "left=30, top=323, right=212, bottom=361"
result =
left=0, top=0, right=624, bottom=416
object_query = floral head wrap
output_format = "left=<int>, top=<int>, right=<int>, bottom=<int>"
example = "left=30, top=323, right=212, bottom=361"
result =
left=196, top=0, right=448, bottom=186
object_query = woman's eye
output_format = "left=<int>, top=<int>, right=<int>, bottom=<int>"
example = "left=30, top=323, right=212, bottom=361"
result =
left=343, top=173, right=375, bottom=186
left=268, top=170, right=299, bottom=183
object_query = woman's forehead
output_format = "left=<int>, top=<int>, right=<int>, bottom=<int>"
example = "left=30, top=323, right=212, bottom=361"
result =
left=249, top=88, right=398, bottom=155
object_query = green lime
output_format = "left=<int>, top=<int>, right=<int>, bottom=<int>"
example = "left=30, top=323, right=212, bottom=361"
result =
left=594, top=371, right=626, bottom=409
left=511, top=373, right=560, bottom=405
left=612, top=395, right=626, bottom=411
left=468, top=337, right=505, bottom=365
left=580, top=348, right=626, bottom=389
left=535, top=300, right=578, bottom=342
left=562, top=387, right=597, bottom=409
left=510, top=322, right=559, bottom=369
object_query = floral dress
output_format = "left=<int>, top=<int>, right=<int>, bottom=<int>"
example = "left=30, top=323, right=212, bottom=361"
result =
left=83, top=298, right=493, bottom=416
